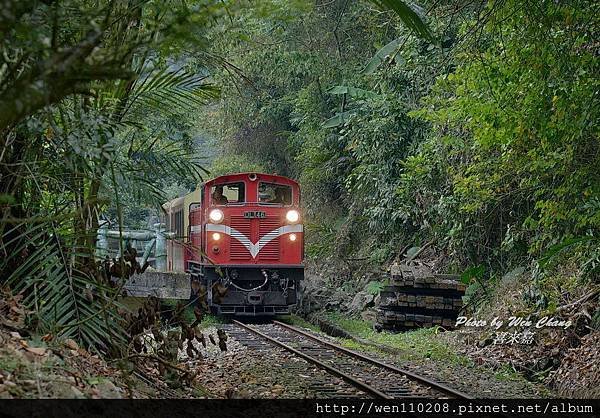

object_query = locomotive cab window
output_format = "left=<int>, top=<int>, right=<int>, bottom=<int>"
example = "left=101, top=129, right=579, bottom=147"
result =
left=211, top=182, right=245, bottom=205
left=258, top=182, right=292, bottom=205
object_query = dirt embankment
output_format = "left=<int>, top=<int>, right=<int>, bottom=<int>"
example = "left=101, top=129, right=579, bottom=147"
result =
left=0, top=289, right=207, bottom=398
left=0, top=290, right=127, bottom=398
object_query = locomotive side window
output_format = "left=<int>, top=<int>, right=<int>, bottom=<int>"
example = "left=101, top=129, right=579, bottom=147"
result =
left=173, top=209, right=184, bottom=238
left=258, top=182, right=292, bottom=205
left=211, top=182, right=245, bottom=205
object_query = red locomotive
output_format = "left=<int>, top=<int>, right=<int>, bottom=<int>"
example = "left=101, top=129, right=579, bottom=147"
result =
left=163, top=173, right=304, bottom=315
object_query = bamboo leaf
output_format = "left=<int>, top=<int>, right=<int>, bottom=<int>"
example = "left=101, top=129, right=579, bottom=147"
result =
left=539, top=237, right=594, bottom=268
left=327, top=85, right=379, bottom=99
left=363, top=37, right=405, bottom=74
left=370, top=0, right=435, bottom=42
left=323, top=110, right=356, bottom=128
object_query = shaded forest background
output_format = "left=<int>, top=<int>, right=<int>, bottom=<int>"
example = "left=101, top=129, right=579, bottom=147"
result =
left=201, top=0, right=599, bottom=317
left=0, top=0, right=598, bottom=354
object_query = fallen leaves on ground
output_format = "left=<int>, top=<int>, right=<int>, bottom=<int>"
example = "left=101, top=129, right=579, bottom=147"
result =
left=0, top=289, right=132, bottom=398
left=548, top=331, right=600, bottom=398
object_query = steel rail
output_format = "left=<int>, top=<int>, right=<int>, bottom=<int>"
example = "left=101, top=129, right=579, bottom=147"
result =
left=272, top=320, right=472, bottom=399
left=232, top=320, right=392, bottom=399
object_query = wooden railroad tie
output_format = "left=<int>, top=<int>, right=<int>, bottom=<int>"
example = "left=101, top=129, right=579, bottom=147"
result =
left=375, top=264, right=466, bottom=331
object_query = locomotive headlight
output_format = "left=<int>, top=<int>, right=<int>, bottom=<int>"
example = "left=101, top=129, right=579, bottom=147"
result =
left=289, top=233, right=297, bottom=242
left=212, top=232, right=221, bottom=241
left=209, top=209, right=224, bottom=223
left=285, top=209, right=300, bottom=223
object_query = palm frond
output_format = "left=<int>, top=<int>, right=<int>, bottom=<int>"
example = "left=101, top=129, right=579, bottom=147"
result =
left=1, top=221, right=126, bottom=351
left=122, top=68, right=219, bottom=120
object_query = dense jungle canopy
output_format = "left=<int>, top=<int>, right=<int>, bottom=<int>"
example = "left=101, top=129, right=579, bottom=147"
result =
left=0, top=0, right=598, bottom=353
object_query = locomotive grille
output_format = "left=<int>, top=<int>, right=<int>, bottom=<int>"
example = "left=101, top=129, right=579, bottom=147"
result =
left=229, top=215, right=282, bottom=260
left=259, top=217, right=281, bottom=260
left=230, top=215, right=251, bottom=260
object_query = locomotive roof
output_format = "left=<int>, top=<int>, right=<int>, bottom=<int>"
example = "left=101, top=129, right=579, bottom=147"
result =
left=204, top=173, right=299, bottom=187
left=162, top=174, right=298, bottom=207
left=162, top=195, right=185, bottom=209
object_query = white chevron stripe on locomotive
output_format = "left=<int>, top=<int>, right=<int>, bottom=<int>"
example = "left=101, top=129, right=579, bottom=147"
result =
left=205, top=224, right=303, bottom=258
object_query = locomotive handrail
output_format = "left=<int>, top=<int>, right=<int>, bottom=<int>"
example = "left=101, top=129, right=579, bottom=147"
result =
left=228, top=274, right=269, bottom=292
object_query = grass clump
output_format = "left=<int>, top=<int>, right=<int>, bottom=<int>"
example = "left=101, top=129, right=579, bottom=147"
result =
left=277, top=314, right=320, bottom=332
left=200, top=314, right=227, bottom=327
left=324, top=312, right=470, bottom=366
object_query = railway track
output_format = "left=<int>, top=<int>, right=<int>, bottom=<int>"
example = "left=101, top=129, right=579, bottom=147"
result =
left=228, top=319, right=472, bottom=399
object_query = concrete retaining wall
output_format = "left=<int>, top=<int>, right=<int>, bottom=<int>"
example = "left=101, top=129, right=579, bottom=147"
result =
left=124, top=271, right=190, bottom=299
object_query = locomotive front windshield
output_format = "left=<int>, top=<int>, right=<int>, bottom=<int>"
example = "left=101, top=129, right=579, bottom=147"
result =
left=211, top=182, right=245, bottom=205
left=258, top=182, right=292, bottom=205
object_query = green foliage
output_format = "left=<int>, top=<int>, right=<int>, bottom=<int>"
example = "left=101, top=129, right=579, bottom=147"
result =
left=370, top=0, right=435, bottom=42
left=460, top=265, right=485, bottom=285
left=365, top=280, right=385, bottom=295
left=322, top=110, right=357, bottom=128
left=277, top=314, right=321, bottom=332
left=208, top=154, right=266, bottom=178
left=405, top=0, right=599, bottom=272
left=327, top=85, right=379, bottom=100
left=0, top=0, right=222, bottom=353
left=325, top=311, right=468, bottom=364
left=123, top=68, right=219, bottom=121
left=3, top=222, right=125, bottom=350
left=304, top=221, right=341, bottom=259
left=200, top=3, right=598, bottom=320
left=591, top=310, right=600, bottom=332
left=538, top=237, right=597, bottom=271
left=369, top=245, right=393, bottom=264
left=363, top=37, right=405, bottom=74
left=0, top=194, right=15, bottom=205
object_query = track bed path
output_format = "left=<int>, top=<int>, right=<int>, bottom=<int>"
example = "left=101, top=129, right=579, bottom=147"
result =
left=228, top=320, right=472, bottom=399
left=222, top=323, right=366, bottom=398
